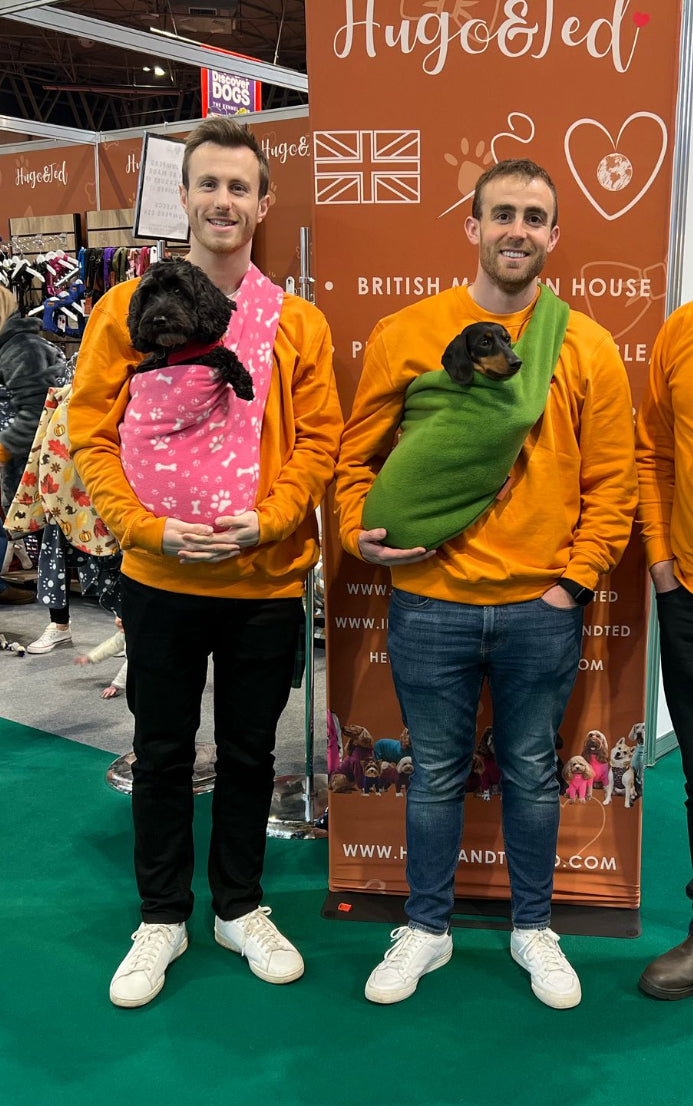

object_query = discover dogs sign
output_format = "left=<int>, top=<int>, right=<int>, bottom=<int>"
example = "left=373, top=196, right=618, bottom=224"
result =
left=307, top=0, right=682, bottom=913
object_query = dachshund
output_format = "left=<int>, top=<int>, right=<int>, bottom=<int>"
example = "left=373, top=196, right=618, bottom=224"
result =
left=441, top=322, right=522, bottom=387
left=126, top=258, right=254, bottom=400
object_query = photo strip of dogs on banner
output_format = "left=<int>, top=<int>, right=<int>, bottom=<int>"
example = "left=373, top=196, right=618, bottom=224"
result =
left=305, top=0, right=682, bottom=911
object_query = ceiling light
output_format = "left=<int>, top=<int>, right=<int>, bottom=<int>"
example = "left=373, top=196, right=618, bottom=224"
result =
left=154, top=66, right=166, bottom=76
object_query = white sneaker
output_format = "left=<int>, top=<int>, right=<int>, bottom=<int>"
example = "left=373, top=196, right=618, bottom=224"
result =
left=109, top=922, right=188, bottom=1008
left=365, top=925, right=453, bottom=1004
left=26, top=622, right=72, bottom=654
left=215, top=906, right=304, bottom=984
left=510, top=927, right=581, bottom=1009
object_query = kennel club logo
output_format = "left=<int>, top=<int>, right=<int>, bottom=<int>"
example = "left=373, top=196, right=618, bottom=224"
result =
left=314, top=129, right=421, bottom=204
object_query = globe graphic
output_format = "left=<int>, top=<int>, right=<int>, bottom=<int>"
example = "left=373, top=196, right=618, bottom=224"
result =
left=596, top=152, right=633, bottom=192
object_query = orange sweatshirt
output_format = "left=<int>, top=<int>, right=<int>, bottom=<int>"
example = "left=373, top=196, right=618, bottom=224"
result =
left=636, top=300, right=693, bottom=590
left=336, top=284, right=637, bottom=605
left=69, top=280, right=343, bottom=598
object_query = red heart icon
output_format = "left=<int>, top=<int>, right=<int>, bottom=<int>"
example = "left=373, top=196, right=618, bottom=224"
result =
left=633, top=11, right=650, bottom=27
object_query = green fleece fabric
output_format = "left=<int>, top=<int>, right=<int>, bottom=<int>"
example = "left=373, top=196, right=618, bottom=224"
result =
left=361, top=284, right=570, bottom=550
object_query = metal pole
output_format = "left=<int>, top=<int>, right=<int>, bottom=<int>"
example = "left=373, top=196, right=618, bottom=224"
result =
left=266, top=226, right=327, bottom=836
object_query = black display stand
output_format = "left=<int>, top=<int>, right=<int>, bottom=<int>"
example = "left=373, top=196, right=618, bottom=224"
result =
left=321, top=890, right=640, bottom=938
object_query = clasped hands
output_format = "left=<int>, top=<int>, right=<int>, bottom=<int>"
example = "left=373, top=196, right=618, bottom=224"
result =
left=163, top=511, right=259, bottom=564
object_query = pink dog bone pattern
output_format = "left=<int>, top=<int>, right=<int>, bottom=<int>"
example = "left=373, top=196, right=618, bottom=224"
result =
left=119, top=262, right=284, bottom=526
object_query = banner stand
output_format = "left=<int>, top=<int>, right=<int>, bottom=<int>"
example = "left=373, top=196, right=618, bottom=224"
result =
left=267, top=227, right=329, bottom=839
left=320, top=890, right=640, bottom=940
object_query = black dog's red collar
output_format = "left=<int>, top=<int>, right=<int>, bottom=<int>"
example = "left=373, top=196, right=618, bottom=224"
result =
left=165, top=339, right=223, bottom=365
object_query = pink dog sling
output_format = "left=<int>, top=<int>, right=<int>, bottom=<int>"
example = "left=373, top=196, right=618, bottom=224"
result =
left=120, top=263, right=284, bottom=526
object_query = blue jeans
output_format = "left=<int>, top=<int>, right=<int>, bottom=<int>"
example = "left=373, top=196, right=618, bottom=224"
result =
left=387, top=589, right=583, bottom=933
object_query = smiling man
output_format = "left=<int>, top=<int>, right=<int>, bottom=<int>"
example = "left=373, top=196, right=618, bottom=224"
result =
left=336, top=159, right=637, bottom=1010
left=69, top=117, right=342, bottom=1008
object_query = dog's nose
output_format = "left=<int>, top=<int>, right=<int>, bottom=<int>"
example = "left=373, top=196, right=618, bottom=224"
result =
left=152, top=314, right=169, bottom=326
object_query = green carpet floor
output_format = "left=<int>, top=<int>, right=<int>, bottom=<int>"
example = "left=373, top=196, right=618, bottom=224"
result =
left=2, top=716, right=690, bottom=1106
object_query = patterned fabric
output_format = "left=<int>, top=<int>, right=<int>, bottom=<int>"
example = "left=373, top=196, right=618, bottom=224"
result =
left=36, top=522, right=122, bottom=615
left=4, top=383, right=119, bottom=555
left=119, top=262, right=284, bottom=526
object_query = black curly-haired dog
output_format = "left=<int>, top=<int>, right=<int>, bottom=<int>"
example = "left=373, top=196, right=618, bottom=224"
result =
left=127, top=257, right=254, bottom=400
left=441, top=321, right=521, bottom=386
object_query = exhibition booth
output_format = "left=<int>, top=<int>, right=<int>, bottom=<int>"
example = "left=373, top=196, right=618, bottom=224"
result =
left=1, top=0, right=691, bottom=936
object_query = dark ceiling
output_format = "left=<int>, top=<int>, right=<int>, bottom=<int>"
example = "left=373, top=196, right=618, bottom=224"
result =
left=0, top=0, right=307, bottom=139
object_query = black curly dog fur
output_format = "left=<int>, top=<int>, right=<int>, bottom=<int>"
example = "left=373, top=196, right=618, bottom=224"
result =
left=127, top=258, right=254, bottom=400
left=441, top=321, right=521, bottom=387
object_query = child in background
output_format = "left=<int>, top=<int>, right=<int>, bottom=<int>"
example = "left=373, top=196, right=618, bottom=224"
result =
left=74, top=615, right=127, bottom=699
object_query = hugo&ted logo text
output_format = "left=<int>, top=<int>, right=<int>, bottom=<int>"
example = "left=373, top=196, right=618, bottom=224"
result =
left=334, top=0, right=648, bottom=75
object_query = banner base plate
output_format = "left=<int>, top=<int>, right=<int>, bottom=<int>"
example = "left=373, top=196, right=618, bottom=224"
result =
left=321, top=891, right=640, bottom=938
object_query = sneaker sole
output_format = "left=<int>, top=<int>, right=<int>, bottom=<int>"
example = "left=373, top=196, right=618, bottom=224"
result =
left=510, top=947, right=582, bottom=1009
left=214, top=929, right=305, bottom=984
left=364, top=944, right=453, bottom=1005
left=109, top=935, right=188, bottom=1009
left=638, top=974, right=693, bottom=1000
left=26, top=639, right=72, bottom=654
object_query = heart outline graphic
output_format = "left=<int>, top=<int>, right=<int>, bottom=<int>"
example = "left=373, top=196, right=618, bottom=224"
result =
left=564, top=113, right=667, bottom=222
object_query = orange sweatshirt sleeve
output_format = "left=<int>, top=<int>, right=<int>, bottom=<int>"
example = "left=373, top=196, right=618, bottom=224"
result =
left=69, top=283, right=167, bottom=555
left=334, top=319, right=409, bottom=559
left=635, top=311, right=677, bottom=568
left=561, top=325, right=637, bottom=588
left=255, top=303, right=343, bottom=545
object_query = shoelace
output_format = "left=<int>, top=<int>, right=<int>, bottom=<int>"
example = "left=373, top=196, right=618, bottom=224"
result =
left=383, top=926, right=430, bottom=968
left=521, top=930, right=569, bottom=974
left=126, top=925, right=176, bottom=974
left=240, top=907, right=285, bottom=951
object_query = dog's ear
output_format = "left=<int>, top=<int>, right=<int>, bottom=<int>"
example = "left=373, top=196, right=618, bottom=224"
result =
left=126, top=283, right=147, bottom=351
left=441, top=330, right=474, bottom=386
left=189, top=263, right=233, bottom=344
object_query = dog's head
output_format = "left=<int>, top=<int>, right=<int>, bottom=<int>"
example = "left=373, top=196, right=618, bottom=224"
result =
left=363, top=760, right=379, bottom=778
left=628, top=722, right=645, bottom=746
left=441, top=322, right=522, bottom=387
left=563, top=755, right=594, bottom=782
left=582, top=729, right=609, bottom=763
left=127, top=258, right=233, bottom=354
left=397, top=756, right=414, bottom=776
left=341, top=723, right=374, bottom=756
left=477, top=725, right=495, bottom=758
left=609, top=737, right=633, bottom=768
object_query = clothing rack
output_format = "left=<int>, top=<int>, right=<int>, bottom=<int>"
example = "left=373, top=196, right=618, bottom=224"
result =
left=4, top=213, right=83, bottom=354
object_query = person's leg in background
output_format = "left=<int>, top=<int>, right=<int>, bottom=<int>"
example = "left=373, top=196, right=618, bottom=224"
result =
left=363, top=589, right=484, bottom=1004
left=210, top=596, right=307, bottom=985
left=639, top=585, right=693, bottom=999
left=0, top=454, right=35, bottom=605
left=488, top=596, right=583, bottom=1009
left=26, top=524, right=73, bottom=651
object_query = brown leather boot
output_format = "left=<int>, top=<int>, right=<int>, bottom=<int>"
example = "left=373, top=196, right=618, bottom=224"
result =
left=639, top=936, right=693, bottom=1000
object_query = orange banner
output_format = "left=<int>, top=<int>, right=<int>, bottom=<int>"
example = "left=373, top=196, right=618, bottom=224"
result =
left=306, top=0, right=682, bottom=910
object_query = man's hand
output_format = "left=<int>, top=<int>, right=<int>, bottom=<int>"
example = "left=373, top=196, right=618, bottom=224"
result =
left=650, top=559, right=680, bottom=594
left=358, top=527, right=436, bottom=566
left=164, top=512, right=260, bottom=564
left=541, top=584, right=578, bottom=609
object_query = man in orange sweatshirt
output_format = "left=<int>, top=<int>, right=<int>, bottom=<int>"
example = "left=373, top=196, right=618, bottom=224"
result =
left=336, top=159, right=636, bottom=1010
left=636, top=303, right=693, bottom=1001
left=69, top=117, right=342, bottom=1008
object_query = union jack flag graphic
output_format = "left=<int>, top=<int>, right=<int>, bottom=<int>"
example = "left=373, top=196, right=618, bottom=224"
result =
left=313, top=130, right=421, bottom=205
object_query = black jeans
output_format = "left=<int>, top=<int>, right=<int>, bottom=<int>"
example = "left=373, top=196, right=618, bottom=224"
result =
left=656, top=584, right=693, bottom=935
left=121, top=575, right=304, bottom=924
